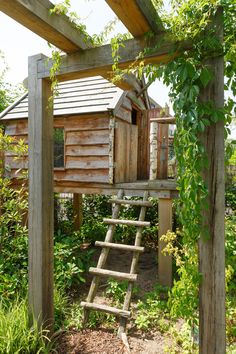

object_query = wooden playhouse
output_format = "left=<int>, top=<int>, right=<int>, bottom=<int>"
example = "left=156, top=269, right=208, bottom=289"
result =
left=0, top=75, right=159, bottom=190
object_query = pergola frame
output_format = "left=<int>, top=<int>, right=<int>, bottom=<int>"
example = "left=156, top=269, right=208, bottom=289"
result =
left=0, top=1, right=225, bottom=352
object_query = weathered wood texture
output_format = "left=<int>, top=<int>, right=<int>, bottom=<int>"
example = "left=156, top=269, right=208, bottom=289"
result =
left=54, top=179, right=178, bottom=198
left=0, top=0, right=93, bottom=53
left=4, top=115, right=112, bottom=183
left=83, top=190, right=124, bottom=323
left=158, top=198, right=172, bottom=287
left=28, top=54, right=54, bottom=333
left=0, top=77, right=123, bottom=120
left=198, top=9, right=225, bottom=353
left=105, top=0, right=164, bottom=36
left=37, top=33, right=192, bottom=81
left=118, top=191, right=149, bottom=336
left=89, top=267, right=137, bottom=282
left=2, top=89, right=150, bottom=185
left=150, top=117, right=176, bottom=124
left=81, top=301, right=130, bottom=318
left=114, top=120, right=138, bottom=183
left=73, top=193, right=83, bottom=230
left=157, top=123, right=169, bottom=179
left=137, top=111, right=150, bottom=180
left=148, top=107, right=169, bottom=179
left=4, top=113, right=144, bottom=184
left=149, top=109, right=159, bottom=180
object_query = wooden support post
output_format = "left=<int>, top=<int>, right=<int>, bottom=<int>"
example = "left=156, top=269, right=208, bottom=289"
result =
left=28, top=54, right=54, bottom=334
left=199, top=9, right=225, bottom=353
left=156, top=109, right=169, bottom=180
left=73, top=193, right=83, bottom=230
left=153, top=108, right=172, bottom=286
left=158, top=198, right=172, bottom=287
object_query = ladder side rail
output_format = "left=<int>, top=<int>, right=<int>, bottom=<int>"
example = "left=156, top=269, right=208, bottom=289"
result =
left=83, top=189, right=124, bottom=323
left=118, top=191, right=149, bottom=337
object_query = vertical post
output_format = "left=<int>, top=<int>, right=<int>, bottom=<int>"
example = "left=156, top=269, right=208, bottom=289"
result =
left=156, top=124, right=169, bottom=179
left=199, top=9, right=225, bottom=353
left=158, top=198, right=172, bottom=287
left=28, top=54, right=54, bottom=333
left=73, top=193, right=83, bottom=230
left=149, top=121, right=158, bottom=180
left=155, top=109, right=172, bottom=286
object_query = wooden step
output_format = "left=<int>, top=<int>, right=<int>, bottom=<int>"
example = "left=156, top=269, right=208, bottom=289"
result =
left=103, top=218, right=150, bottom=227
left=89, top=267, right=137, bottom=282
left=95, top=241, right=144, bottom=253
left=81, top=301, right=131, bottom=318
left=108, top=199, right=152, bottom=207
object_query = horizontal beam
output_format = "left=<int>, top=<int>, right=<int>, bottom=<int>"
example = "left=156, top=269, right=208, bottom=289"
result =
left=150, top=117, right=176, bottom=124
left=105, top=73, right=142, bottom=92
left=0, top=0, right=93, bottom=53
left=105, top=0, right=164, bottom=36
left=37, top=33, right=192, bottom=81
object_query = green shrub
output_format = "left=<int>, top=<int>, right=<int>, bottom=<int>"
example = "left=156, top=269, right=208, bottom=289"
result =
left=226, top=215, right=236, bottom=292
left=54, top=231, right=95, bottom=289
left=0, top=130, right=28, bottom=299
left=135, top=285, right=169, bottom=331
left=226, top=184, right=236, bottom=211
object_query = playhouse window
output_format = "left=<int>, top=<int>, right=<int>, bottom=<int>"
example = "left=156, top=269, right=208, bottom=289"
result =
left=54, top=128, right=64, bottom=168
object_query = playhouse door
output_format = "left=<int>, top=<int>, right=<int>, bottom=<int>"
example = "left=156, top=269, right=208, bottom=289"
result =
left=114, top=120, right=138, bottom=183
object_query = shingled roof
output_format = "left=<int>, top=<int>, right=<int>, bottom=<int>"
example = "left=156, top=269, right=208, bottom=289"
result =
left=0, top=76, right=124, bottom=120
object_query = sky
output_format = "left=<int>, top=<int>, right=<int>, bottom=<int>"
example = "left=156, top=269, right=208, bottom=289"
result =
left=0, top=0, right=170, bottom=106
left=0, top=0, right=235, bottom=139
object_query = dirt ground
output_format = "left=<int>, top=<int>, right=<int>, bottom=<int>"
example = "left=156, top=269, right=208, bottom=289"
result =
left=56, top=249, right=173, bottom=354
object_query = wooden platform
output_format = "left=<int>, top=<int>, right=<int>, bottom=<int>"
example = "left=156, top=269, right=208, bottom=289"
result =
left=54, top=179, right=177, bottom=198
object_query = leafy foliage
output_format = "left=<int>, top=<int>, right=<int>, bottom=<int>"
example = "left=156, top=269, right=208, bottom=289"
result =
left=0, top=299, right=52, bottom=353
left=54, top=230, right=94, bottom=289
left=0, top=52, right=25, bottom=113
left=135, top=285, right=169, bottom=331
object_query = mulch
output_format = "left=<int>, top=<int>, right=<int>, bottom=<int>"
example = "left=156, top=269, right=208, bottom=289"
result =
left=56, top=328, right=128, bottom=354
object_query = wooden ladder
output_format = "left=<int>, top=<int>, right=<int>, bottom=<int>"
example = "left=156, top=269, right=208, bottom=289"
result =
left=81, top=189, right=152, bottom=338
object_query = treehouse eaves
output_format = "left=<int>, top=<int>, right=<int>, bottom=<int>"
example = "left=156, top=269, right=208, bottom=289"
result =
left=0, top=76, right=124, bottom=120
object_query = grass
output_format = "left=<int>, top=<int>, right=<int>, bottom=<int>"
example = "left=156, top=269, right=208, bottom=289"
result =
left=0, top=299, right=53, bottom=354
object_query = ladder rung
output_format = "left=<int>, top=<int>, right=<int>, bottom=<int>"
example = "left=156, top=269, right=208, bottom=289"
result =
left=81, top=301, right=131, bottom=318
left=89, top=267, right=137, bottom=282
left=103, top=218, right=150, bottom=227
left=108, top=199, right=152, bottom=207
left=95, top=241, right=144, bottom=253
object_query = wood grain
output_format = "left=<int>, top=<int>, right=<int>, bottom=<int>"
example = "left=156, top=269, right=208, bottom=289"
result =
left=37, top=33, right=193, bottom=81
left=0, top=0, right=93, bottom=53
left=198, top=9, right=225, bottom=353
left=105, top=0, right=164, bottom=36
left=28, top=54, right=54, bottom=334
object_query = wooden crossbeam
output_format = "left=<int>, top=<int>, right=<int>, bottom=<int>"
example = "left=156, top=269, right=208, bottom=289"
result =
left=0, top=0, right=93, bottom=53
left=37, top=33, right=192, bottom=81
left=81, top=302, right=131, bottom=318
left=150, top=117, right=176, bottom=124
left=105, top=0, right=164, bottom=36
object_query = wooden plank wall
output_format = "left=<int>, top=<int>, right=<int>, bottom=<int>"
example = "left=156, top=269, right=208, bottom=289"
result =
left=114, top=119, right=137, bottom=183
left=137, top=110, right=150, bottom=180
left=3, top=102, right=150, bottom=185
left=4, top=113, right=111, bottom=183
left=4, top=119, right=28, bottom=178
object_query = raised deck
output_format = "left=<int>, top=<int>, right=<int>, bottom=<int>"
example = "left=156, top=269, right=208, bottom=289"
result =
left=54, top=179, right=177, bottom=198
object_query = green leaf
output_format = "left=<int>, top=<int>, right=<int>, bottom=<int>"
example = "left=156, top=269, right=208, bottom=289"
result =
left=200, top=68, right=213, bottom=87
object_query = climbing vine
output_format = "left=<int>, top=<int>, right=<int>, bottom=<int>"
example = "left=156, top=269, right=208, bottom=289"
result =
left=48, top=0, right=236, bottom=324
left=144, top=0, right=235, bottom=322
